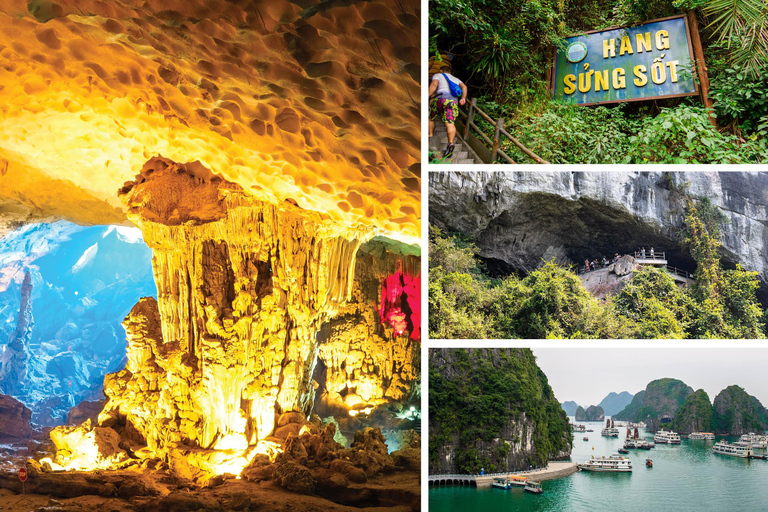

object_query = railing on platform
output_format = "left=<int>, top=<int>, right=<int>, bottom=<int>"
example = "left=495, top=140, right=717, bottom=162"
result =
left=457, top=98, right=550, bottom=165
left=635, top=251, right=666, bottom=260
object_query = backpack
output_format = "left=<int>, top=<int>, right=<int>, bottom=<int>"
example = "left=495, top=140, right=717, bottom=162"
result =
left=441, top=73, right=462, bottom=98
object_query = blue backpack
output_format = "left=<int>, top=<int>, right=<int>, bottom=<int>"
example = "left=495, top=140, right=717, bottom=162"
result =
left=441, top=73, right=462, bottom=98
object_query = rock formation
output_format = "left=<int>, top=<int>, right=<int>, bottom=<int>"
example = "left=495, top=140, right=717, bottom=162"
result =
left=574, top=406, right=587, bottom=421
left=429, top=171, right=768, bottom=299
left=0, top=0, right=420, bottom=241
left=0, top=394, right=32, bottom=440
left=314, top=239, right=420, bottom=420
left=429, top=348, right=572, bottom=474
left=95, top=161, right=371, bottom=458
left=613, top=378, right=692, bottom=432
left=575, top=405, right=604, bottom=421
left=579, top=256, right=641, bottom=299
left=712, top=385, right=768, bottom=436
left=671, top=389, right=713, bottom=435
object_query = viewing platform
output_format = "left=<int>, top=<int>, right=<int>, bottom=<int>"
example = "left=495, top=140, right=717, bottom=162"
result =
left=428, top=462, right=579, bottom=488
left=579, top=251, right=695, bottom=286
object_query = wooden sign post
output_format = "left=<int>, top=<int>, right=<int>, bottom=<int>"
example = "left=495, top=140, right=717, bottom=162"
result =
left=687, top=10, right=716, bottom=126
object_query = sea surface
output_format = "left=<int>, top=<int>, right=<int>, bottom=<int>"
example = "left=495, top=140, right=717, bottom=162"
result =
left=429, top=420, right=768, bottom=511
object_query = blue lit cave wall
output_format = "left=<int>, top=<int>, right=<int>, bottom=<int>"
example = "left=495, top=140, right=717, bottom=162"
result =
left=0, top=221, right=156, bottom=426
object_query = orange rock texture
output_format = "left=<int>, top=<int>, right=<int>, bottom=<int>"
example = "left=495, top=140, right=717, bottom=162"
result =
left=0, top=0, right=420, bottom=240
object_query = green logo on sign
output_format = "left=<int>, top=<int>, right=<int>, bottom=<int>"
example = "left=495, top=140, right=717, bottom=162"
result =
left=566, top=41, right=588, bottom=63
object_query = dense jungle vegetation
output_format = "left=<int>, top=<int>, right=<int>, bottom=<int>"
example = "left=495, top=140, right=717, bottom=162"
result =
left=429, top=0, right=768, bottom=163
left=428, top=197, right=767, bottom=339
left=429, top=348, right=572, bottom=474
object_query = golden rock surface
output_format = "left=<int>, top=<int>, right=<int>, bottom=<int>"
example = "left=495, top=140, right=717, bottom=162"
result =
left=0, top=0, right=420, bottom=240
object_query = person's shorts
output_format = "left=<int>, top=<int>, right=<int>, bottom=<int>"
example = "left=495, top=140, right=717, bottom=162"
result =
left=430, top=97, right=458, bottom=124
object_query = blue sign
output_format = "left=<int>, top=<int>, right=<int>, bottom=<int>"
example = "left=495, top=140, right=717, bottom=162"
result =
left=553, top=15, right=699, bottom=105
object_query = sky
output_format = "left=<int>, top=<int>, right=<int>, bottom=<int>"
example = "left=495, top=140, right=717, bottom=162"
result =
left=534, top=348, right=768, bottom=408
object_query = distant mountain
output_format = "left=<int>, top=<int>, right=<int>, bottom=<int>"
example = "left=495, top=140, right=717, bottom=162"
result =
left=561, top=401, right=580, bottom=416
left=614, top=390, right=645, bottom=421
left=598, top=391, right=634, bottom=417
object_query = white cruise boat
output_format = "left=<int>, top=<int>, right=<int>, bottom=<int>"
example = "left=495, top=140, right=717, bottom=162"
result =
left=654, top=429, right=681, bottom=444
left=739, top=433, right=768, bottom=448
left=492, top=477, right=510, bottom=489
left=713, top=440, right=753, bottom=458
left=578, top=454, right=633, bottom=472
left=571, top=424, right=587, bottom=432
left=688, top=432, right=715, bottom=440
left=601, top=427, right=620, bottom=437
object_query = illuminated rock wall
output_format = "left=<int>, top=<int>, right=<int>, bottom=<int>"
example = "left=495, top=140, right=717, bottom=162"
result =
left=314, top=241, right=420, bottom=417
left=99, top=161, right=371, bottom=454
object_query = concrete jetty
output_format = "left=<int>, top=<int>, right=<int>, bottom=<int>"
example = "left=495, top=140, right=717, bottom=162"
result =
left=430, top=461, right=580, bottom=488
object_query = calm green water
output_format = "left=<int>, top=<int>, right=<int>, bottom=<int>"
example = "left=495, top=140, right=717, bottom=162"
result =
left=429, top=421, right=768, bottom=511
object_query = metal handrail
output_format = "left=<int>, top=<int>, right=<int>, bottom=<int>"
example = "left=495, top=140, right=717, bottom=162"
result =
left=458, top=98, right=549, bottom=164
left=635, top=251, right=666, bottom=260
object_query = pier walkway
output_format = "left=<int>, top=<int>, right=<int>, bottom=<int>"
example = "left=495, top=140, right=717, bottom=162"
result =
left=428, top=462, right=579, bottom=488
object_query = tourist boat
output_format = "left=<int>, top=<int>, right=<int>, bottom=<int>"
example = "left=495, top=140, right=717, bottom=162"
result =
left=654, top=429, right=681, bottom=444
left=571, top=424, right=587, bottom=432
left=688, top=432, right=715, bottom=440
left=524, top=481, right=543, bottom=494
left=583, top=437, right=589, bottom=441
left=601, top=418, right=619, bottom=437
left=509, top=475, right=528, bottom=488
left=578, top=455, right=633, bottom=472
left=713, top=440, right=753, bottom=458
left=492, top=477, right=510, bottom=489
left=739, top=433, right=768, bottom=448
left=623, top=438, right=654, bottom=450
left=646, top=458, right=653, bottom=468
left=618, top=448, right=629, bottom=454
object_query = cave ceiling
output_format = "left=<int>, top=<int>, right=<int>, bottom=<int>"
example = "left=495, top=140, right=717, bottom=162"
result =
left=0, top=0, right=420, bottom=242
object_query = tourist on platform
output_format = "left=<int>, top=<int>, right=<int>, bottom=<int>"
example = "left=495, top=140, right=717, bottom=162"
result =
left=641, top=247, right=646, bottom=259
left=650, top=247, right=655, bottom=259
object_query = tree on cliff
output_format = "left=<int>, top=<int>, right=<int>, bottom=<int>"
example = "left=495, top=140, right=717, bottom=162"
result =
left=712, top=385, right=768, bottom=435
left=428, top=348, right=572, bottom=474
left=671, top=389, right=714, bottom=434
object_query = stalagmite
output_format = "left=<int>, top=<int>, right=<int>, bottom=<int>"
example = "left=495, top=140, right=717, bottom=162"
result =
left=98, top=158, right=372, bottom=461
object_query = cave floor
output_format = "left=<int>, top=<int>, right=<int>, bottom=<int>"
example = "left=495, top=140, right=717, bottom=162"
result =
left=0, top=468, right=419, bottom=512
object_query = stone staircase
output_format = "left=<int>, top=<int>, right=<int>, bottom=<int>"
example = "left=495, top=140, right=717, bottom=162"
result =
left=429, top=124, right=482, bottom=164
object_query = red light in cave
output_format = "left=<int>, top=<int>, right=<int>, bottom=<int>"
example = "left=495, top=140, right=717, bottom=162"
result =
left=379, top=272, right=420, bottom=341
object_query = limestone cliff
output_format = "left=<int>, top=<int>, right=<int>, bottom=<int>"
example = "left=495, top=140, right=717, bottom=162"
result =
left=613, top=378, right=692, bottom=432
left=429, top=348, right=571, bottom=474
left=671, top=389, right=713, bottom=435
left=712, top=386, right=768, bottom=436
left=429, top=171, right=768, bottom=299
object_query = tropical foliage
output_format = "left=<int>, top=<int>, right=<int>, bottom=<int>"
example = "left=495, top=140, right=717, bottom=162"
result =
left=430, top=0, right=768, bottom=163
left=429, top=197, right=767, bottom=339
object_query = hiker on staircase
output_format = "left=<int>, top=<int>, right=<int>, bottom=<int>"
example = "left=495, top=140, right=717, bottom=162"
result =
left=428, top=65, right=467, bottom=158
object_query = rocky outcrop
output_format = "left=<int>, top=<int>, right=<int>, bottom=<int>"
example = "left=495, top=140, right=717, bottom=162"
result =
left=429, top=171, right=768, bottom=299
left=0, top=394, right=32, bottom=440
left=429, top=348, right=572, bottom=474
left=613, top=378, right=692, bottom=432
left=579, top=256, right=641, bottom=299
left=575, top=405, right=604, bottom=421
left=712, top=386, right=768, bottom=436
left=671, top=389, right=713, bottom=435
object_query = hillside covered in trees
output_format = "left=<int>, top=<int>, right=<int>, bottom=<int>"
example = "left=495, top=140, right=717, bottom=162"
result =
left=429, top=193, right=767, bottom=339
left=429, top=0, right=767, bottom=163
